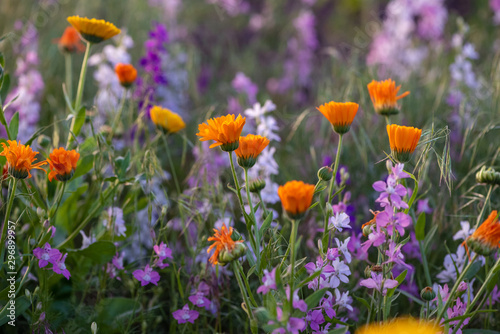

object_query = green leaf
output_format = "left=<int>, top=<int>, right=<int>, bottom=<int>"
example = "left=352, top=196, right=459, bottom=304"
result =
left=0, top=73, right=10, bottom=102
left=7, top=111, right=18, bottom=140
left=305, top=288, right=328, bottom=311
left=327, top=327, right=349, bottom=334
left=386, top=269, right=407, bottom=298
left=464, top=261, right=482, bottom=281
left=423, top=224, right=438, bottom=252
left=69, top=106, right=86, bottom=139
left=96, top=297, right=140, bottom=328
left=73, top=241, right=116, bottom=264
left=415, top=212, right=426, bottom=241
left=259, top=212, right=273, bottom=236
left=354, top=295, right=371, bottom=310
left=73, top=154, right=94, bottom=179
left=0, top=296, right=31, bottom=326
left=114, top=151, right=131, bottom=181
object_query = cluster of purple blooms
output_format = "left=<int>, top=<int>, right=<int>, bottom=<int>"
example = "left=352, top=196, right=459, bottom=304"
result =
left=135, top=23, right=169, bottom=111
left=132, top=242, right=172, bottom=286
left=172, top=281, right=217, bottom=324
left=33, top=240, right=70, bottom=280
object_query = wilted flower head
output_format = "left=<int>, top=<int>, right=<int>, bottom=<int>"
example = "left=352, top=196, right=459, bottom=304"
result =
left=234, top=134, right=270, bottom=169
left=466, top=210, right=500, bottom=256
left=277, top=180, right=315, bottom=220
left=150, top=106, right=186, bottom=133
left=207, top=224, right=245, bottom=266
left=67, top=16, right=121, bottom=44
left=196, top=114, right=246, bottom=151
left=47, top=147, right=80, bottom=182
left=367, top=79, right=410, bottom=116
left=0, top=140, right=47, bottom=179
left=386, top=124, right=422, bottom=163
left=317, top=101, right=359, bottom=134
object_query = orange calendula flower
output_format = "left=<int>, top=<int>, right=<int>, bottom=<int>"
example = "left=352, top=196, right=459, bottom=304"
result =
left=67, top=16, right=121, bottom=44
left=150, top=106, right=186, bottom=133
left=207, top=224, right=246, bottom=266
left=466, top=210, right=500, bottom=256
left=54, top=26, right=85, bottom=53
left=278, top=181, right=316, bottom=220
left=115, top=63, right=137, bottom=87
left=358, top=318, right=440, bottom=334
left=0, top=140, right=47, bottom=179
left=234, top=134, right=270, bottom=168
left=196, top=114, right=246, bottom=151
left=317, top=101, right=359, bottom=135
left=386, top=124, right=422, bottom=163
left=361, top=210, right=380, bottom=236
left=47, top=147, right=80, bottom=182
left=367, top=79, right=410, bottom=116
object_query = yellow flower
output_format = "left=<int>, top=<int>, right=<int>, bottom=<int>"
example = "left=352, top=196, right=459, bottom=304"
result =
left=234, top=134, right=270, bottom=168
left=47, top=147, right=80, bottom=182
left=67, top=16, right=121, bottom=44
left=150, top=106, right=186, bottom=133
left=367, top=79, right=410, bottom=115
left=0, top=140, right=47, bottom=179
left=317, top=101, right=359, bottom=134
left=196, top=114, right=246, bottom=151
left=278, top=181, right=315, bottom=220
left=386, top=124, right=422, bottom=163
left=466, top=210, right=500, bottom=256
left=358, top=318, right=440, bottom=334
left=207, top=224, right=245, bottom=266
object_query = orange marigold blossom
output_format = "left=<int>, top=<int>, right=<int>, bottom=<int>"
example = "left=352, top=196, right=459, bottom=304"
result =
left=466, top=210, right=500, bottom=256
left=278, top=181, right=316, bottom=219
left=386, top=124, right=422, bottom=163
left=54, top=26, right=85, bottom=53
left=67, top=16, right=121, bottom=44
left=47, top=147, right=80, bottom=182
left=234, top=134, right=270, bottom=168
left=317, top=101, right=359, bottom=134
left=0, top=140, right=47, bottom=179
left=196, top=114, right=246, bottom=151
left=367, top=79, right=410, bottom=115
left=207, top=224, right=245, bottom=266
left=115, top=63, right=137, bottom=87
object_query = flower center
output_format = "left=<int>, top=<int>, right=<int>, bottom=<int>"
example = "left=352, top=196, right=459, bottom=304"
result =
left=42, top=253, right=50, bottom=261
left=143, top=274, right=151, bottom=282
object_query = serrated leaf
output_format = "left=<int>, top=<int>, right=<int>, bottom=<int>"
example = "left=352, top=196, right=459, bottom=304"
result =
left=415, top=212, right=426, bottom=241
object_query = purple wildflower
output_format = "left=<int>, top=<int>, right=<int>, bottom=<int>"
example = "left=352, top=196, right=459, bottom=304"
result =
left=33, top=243, right=61, bottom=268
left=383, top=241, right=411, bottom=269
left=361, top=227, right=386, bottom=253
left=328, top=212, right=351, bottom=232
left=133, top=264, right=160, bottom=286
left=286, top=287, right=308, bottom=312
left=373, top=176, right=408, bottom=209
left=416, top=199, right=432, bottom=214
left=172, top=304, right=199, bottom=324
left=376, top=206, right=411, bottom=236
left=359, top=272, right=399, bottom=295
left=257, top=267, right=277, bottom=294
left=306, top=309, right=325, bottom=331
left=232, top=72, right=258, bottom=104
left=188, top=292, right=211, bottom=310
left=52, top=253, right=71, bottom=280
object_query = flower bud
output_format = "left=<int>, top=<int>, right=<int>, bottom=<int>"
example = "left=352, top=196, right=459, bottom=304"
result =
left=25, top=289, right=31, bottom=299
left=371, top=265, right=383, bottom=273
left=364, top=265, right=372, bottom=278
left=91, top=322, right=98, bottom=334
left=362, top=224, right=372, bottom=236
left=317, top=166, right=333, bottom=181
left=420, top=287, right=436, bottom=301
left=218, top=242, right=247, bottom=265
left=249, top=179, right=266, bottom=193
left=36, top=302, right=43, bottom=311
left=476, top=166, right=500, bottom=185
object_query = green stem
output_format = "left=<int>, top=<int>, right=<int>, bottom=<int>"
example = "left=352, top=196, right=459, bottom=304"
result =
left=435, top=254, right=479, bottom=323
left=233, top=261, right=255, bottom=322
left=0, top=178, right=18, bottom=271
left=450, top=256, right=500, bottom=334
left=50, top=181, right=67, bottom=224
left=384, top=116, right=391, bottom=126
left=67, top=41, right=92, bottom=147
left=228, top=151, right=245, bottom=212
left=237, top=261, right=258, bottom=307
left=419, top=240, right=432, bottom=287
left=288, top=219, right=299, bottom=315
left=163, top=133, right=181, bottom=195
left=108, top=90, right=128, bottom=142
left=257, top=192, right=268, bottom=218
left=323, top=134, right=343, bottom=240
left=65, top=53, right=73, bottom=102
left=244, top=168, right=260, bottom=269
left=475, top=184, right=493, bottom=230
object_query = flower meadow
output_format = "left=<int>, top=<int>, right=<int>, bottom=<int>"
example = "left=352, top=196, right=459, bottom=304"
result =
left=0, top=1, right=500, bottom=333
